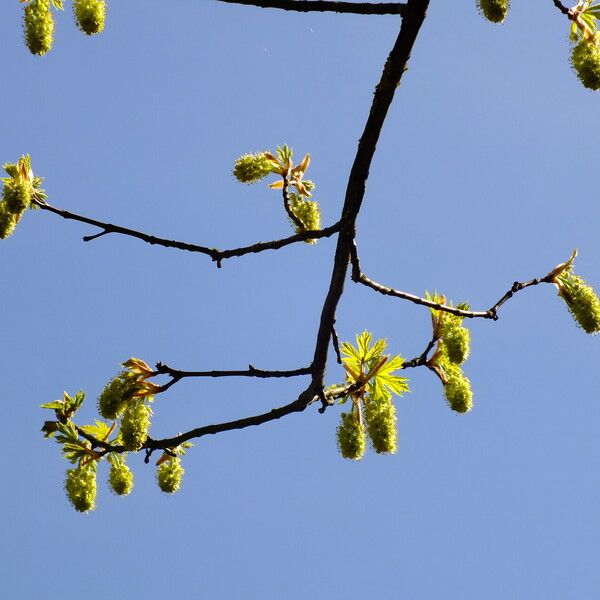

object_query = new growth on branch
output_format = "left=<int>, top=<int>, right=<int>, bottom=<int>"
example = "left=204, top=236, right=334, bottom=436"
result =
left=4, top=0, right=600, bottom=512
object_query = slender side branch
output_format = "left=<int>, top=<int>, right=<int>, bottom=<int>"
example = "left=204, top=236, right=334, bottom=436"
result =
left=282, top=179, right=305, bottom=230
left=153, top=362, right=313, bottom=393
left=350, top=242, right=557, bottom=320
left=33, top=199, right=340, bottom=267
left=216, top=0, right=407, bottom=16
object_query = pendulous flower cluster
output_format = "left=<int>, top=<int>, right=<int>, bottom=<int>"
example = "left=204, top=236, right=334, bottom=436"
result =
left=23, top=0, right=54, bottom=56
left=476, top=0, right=509, bottom=24
left=73, top=0, right=106, bottom=35
left=335, top=332, right=408, bottom=460
left=65, top=463, right=97, bottom=513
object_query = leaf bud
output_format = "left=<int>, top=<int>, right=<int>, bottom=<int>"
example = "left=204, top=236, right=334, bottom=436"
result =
left=65, top=463, right=97, bottom=513
left=157, top=457, right=184, bottom=493
left=120, top=399, right=152, bottom=452
left=443, top=365, right=473, bottom=414
left=108, top=461, right=134, bottom=496
left=336, top=409, right=366, bottom=460
left=73, top=0, right=106, bottom=36
left=477, top=0, right=509, bottom=23
left=233, top=152, right=274, bottom=184
left=571, top=36, right=600, bottom=91
left=23, top=0, right=54, bottom=56
left=364, top=395, right=397, bottom=454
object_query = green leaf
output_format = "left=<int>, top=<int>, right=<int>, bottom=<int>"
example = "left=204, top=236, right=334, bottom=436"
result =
left=40, top=401, right=64, bottom=410
left=51, top=0, right=64, bottom=9
left=80, top=420, right=112, bottom=441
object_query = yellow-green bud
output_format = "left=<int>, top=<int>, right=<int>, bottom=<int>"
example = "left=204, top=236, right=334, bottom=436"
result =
left=73, top=0, right=106, bottom=36
left=443, top=326, right=471, bottom=365
left=288, top=193, right=321, bottom=243
left=571, top=36, right=600, bottom=91
left=0, top=204, right=18, bottom=240
left=157, top=457, right=184, bottom=493
left=2, top=178, right=32, bottom=214
left=108, top=461, right=134, bottom=496
left=443, top=366, right=473, bottom=414
left=233, top=153, right=273, bottom=184
left=364, top=395, right=397, bottom=454
left=477, top=0, right=509, bottom=24
left=98, top=372, right=136, bottom=420
left=65, top=463, right=97, bottom=513
left=120, top=399, right=152, bottom=451
left=558, top=274, right=600, bottom=334
left=23, top=0, right=54, bottom=56
left=336, top=409, right=366, bottom=460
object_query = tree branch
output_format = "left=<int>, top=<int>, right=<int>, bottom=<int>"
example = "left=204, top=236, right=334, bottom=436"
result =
left=350, top=241, right=557, bottom=320
left=552, top=0, right=571, bottom=17
left=216, top=0, right=407, bottom=16
left=33, top=198, right=340, bottom=267
left=307, top=0, right=430, bottom=396
left=153, top=362, right=313, bottom=393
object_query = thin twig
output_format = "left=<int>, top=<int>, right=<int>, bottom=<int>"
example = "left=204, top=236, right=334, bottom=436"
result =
left=282, top=178, right=305, bottom=230
left=33, top=199, right=340, bottom=267
left=331, top=323, right=343, bottom=364
left=350, top=242, right=556, bottom=320
left=153, top=362, right=313, bottom=393
left=216, top=0, right=407, bottom=16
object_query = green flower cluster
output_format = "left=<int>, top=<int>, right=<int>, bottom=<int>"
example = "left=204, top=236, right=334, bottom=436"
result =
left=108, top=458, right=134, bottom=496
left=556, top=271, right=600, bottom=334
left=233, top=152, right=275, bottom=184
left=442, top=362, right=474, bottom=414
left=73, top=0, right=106, bottom=35
left=120, top=399, right=153, bottom=451
left=439, top=308, right=471, bottom=366
left=157, top=457, right=184, bottom=493
left=335, top=332, right=408, bottom=460
left=1, top=155, right=45, bottom=240
left=571, top=34, right=600, bottom=91
left=65, top=463, right=97, bottom=513
left=23, top=0, right=54, bottom=56
left=288, top=192, right=321, bottom=243
left=97, top=358, right=158, bottom=450
left=364, top=393, right=397, bottom=455
left=336, top=409, right=366, bottom=460
left=477, top=0, right=509, bottom=24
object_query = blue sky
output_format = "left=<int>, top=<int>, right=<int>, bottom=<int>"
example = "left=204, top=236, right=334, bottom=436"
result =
left=1, top=1, right=599, bottom=598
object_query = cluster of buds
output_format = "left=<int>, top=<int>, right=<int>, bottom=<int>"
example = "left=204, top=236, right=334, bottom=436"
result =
left=233, top=145, right=322, bottom=241
left=155, top=443, right=192, bottom=493
left=20, top=0, right=106, bottom=56
left=0, top=155, right=45, bottom=239
left=65, top=462, right=97, bottom=513
left=108, top=454, right=134, bottom=496
left=477, top=0, right=510, bottom=24
left=335, top=332, right=408, bottom=460
left=568, top=3, right=600, bottom=89
left=427, top=293, right=474, bottom=413
left=549, top=250, right=600, bottom=333
left=22, top=0, right=54, bottom=56
left=97, top=357, right=159, bottom=451
left=73, top=0, right=106, bottom=35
